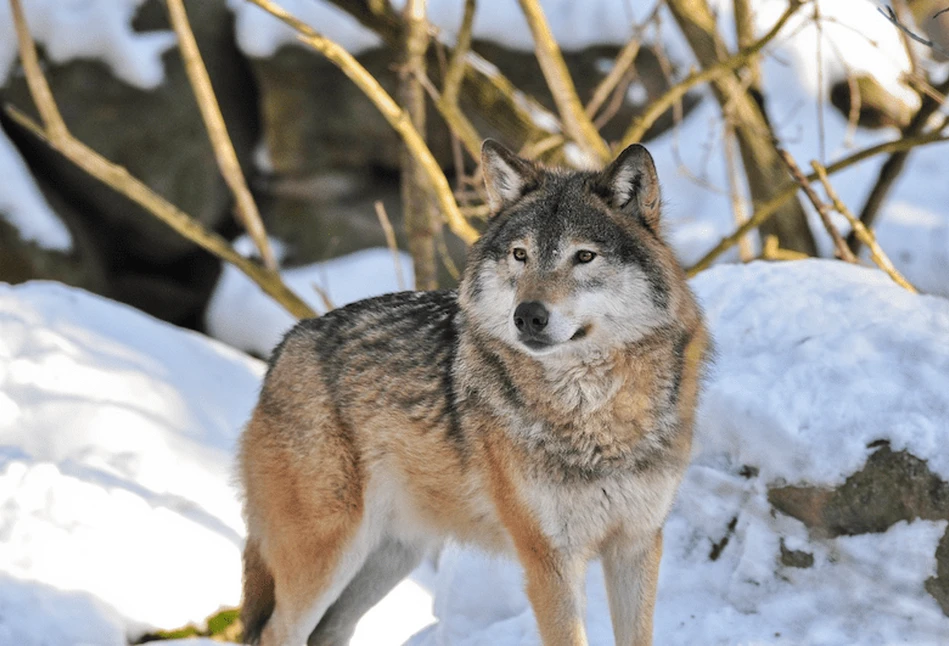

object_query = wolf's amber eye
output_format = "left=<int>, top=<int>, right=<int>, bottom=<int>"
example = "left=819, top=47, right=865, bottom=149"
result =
left=576, top=250, right=597, bottom=264
left=512, top=248, right=528, bottom=262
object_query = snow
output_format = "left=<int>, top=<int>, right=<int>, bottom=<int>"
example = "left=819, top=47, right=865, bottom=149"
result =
left=692, top=259, right=949, bottom=484
left=0, top=128, right=72, bottom=251
left=0, top=281, right=262, bottom=638
left=206, top=237, right=414, bottom=357
left=0, top=0, right=176, bottom=90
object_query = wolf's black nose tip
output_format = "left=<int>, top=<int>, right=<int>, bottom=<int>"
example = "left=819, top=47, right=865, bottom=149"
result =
left=514, top=301, right=549, bottom=334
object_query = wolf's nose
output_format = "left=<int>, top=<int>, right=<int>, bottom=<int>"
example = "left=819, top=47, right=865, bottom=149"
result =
left=514, top=301, right=549, bottom=335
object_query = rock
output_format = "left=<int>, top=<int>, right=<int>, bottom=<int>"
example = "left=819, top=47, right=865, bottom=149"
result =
left=0, top=0, right=258, bottom=265
left=768, top=444, right=949, bottom=537
left=768, top=442, right=949, bottom=613
left=829, top=74, right=914, bottom=130
left=0, top=162, right=108, bottom=294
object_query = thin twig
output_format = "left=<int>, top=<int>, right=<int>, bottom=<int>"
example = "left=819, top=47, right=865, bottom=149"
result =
left=891, top=0, right=920, bottom=76
left=517, top=0, right=611, bottom=163
left=436, top=229, right=461, bottom=281
left=166, top=0, right=277, bottom=270
left=593, top=63, right=639, bottom=130
left=619, top=0, right=803, bottom=147
left=415, top=69, right=482, bottom=160
left=687, top=129, right=949, bottom=275
left=246, top=0, right=479, bottom=245
left=812, top=161, right=917, bottom=292
left=723, top=122, right=753, bottom=261
left=851, top=75, right=949, bottom=251
left=586, top=38, right=642, bottom=118
left=878, top=4, right=949, bottom=58
left=778, top=148, right=856, bottom=262
left=443, top=0, right=475, bottom=105
left=374, top=201, right=406, bottom=291
left=310, top=282, right=337, bottom=312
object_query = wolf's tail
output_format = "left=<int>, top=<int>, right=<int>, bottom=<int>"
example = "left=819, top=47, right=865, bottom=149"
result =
left=241, top=539, right=275, bottom=644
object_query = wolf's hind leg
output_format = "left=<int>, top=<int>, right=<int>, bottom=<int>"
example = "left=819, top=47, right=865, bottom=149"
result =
left=258, top=517, right=371, bottom=646
left=307, top=538, right=424, bottom=646
left=601, top=530, right=662, bottom=646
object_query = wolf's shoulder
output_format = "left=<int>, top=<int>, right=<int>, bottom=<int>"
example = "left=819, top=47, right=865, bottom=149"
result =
left=267, top=289, right=460, bottom=369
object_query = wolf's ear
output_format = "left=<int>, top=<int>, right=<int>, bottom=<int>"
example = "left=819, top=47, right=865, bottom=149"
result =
left=481, top=139, right=539, bottom=213
left=595, top=144, right=661, bottom=231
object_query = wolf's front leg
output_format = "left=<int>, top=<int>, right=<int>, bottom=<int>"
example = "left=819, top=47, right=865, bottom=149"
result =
left=601, top=530, right=662, bottom=646
left=520, top=548, right=589, bottom=646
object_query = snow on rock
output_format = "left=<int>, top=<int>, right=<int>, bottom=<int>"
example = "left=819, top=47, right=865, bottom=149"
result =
left=412, top=260, right=949, bottom=645
left=693, top=259, right=949, bottom=484
left=0, top=281, right=264, bottom=638
left=206, top=239, right=414, bottom=357
left=0, top=128, right=71, bottom=252
left=229, top=0, right=655, bottom=59
left=0, top=0, right=176, bottom=89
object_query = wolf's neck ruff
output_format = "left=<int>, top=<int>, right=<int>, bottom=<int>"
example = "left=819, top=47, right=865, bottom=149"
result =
left=457, top=320, right=689, bottom=482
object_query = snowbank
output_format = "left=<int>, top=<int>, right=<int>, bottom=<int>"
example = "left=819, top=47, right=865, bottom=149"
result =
left=5, top=258, right=949, bottom=644
left=0, top=280, right=435, bottom=644
left=0, top=281, right=262, bottom=638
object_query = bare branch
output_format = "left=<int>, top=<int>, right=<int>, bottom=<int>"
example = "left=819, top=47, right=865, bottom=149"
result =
left=7, top=106, right=317, bottom=318
left=245, top=0, right=479, bottom=244
left=687, top=129, right=949, bottom=275
left=8, top=0, right=67, bottom=142
left=166, top=0, right=277, bottom=270
left=812, top=161, right=917, bottom=293
left=517, top=0, right=611, bottom=163
left=619, top=0, right=803, bottom=148
left=778, top=148, right=857, bottom=263
left=852, top=75, right=949, bottom=251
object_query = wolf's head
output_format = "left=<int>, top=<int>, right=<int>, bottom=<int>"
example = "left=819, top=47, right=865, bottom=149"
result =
left=459, top=140, right=690, bottom=359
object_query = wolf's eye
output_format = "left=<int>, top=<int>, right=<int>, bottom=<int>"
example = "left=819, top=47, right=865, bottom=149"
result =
left=576, top=250, right=597, bottom=264
left=512, top=248, right=528, bottom=262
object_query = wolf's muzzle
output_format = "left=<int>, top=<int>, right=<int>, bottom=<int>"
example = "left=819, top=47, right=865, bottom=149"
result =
left=514, top=301, right=549, bottom=336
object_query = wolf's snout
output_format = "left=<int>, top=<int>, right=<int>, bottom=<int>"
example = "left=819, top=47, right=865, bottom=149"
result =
left=514, top=301, right=549, bottom=335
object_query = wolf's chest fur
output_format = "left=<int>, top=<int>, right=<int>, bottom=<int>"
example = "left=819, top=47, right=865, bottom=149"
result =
left=457, top=325, right=685, bottom=484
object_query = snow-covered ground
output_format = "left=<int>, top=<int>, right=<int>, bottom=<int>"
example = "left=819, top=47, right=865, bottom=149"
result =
left=3, top=260, right=949, bottom=644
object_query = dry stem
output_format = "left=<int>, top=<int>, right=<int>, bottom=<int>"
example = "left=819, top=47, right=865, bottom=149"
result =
left=778, top=148, right=857, bottom=263
left=246, top=0, right=479, bottom=244
left=517, top=0, right=611, bottom=163
left=374, top=201, right=406, bottom=291
left=586, top=37, right=642, bottom=119
left=166, top=0, right=277, bottom=270
left=812, top=162, right=917, bottom=293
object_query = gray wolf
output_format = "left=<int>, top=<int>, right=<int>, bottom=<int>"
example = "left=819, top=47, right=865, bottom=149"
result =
left=238, top=140, right=709, bottom=646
